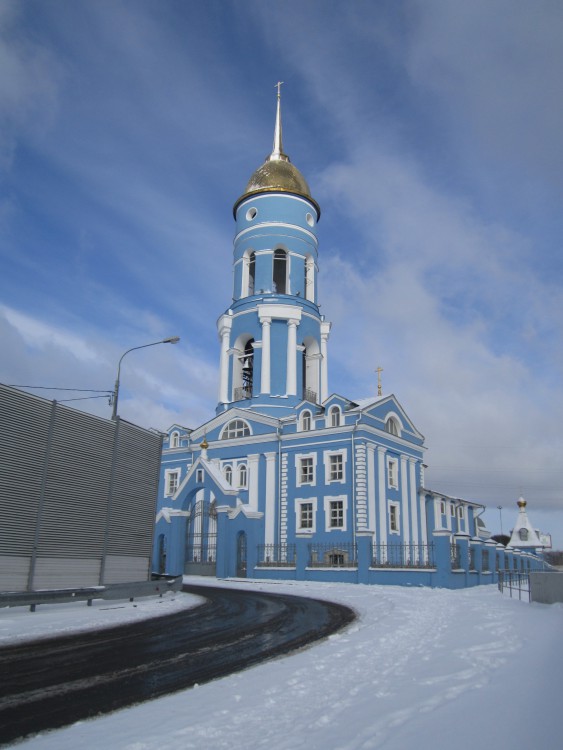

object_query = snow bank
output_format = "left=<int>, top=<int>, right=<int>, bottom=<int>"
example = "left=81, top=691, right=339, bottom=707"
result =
left=7, top=578, right=563, bottom=749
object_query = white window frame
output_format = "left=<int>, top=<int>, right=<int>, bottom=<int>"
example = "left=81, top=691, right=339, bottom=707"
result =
left=327, top=405, right=341, bottom=428
left=300, top=410, right=312, bottom=432
left=221, top=419, right=252, bottom=440
left=164, top=468, right=180, bottom=496
left=384, top=413, right=402, bottom=437
left=323, top=449, right=347, bottom=484
left=387, top=457, right=399, bottom=489
left=388, top=501, right=400, bottom=534
left=295, top=497, right=317, bottom=533
left=295, top=452, right=317, bottom=487
left=238, top=463, right=248, bottom=488
left=324, top=494, right=348, bottom=532
left=170, top=431, right=180, bottom=448
left=440, top=500, right=446, bottom=515
left=224, top=465, right=233, bottom=485
left=196, top=468, right=204, bottom=483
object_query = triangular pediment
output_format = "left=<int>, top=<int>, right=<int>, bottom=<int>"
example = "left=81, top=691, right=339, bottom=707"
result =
left=351, top=394, right=424, bottom=441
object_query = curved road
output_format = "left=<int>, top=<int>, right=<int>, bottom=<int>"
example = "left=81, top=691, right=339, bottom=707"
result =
left=0, top=583, right=355, bottom=745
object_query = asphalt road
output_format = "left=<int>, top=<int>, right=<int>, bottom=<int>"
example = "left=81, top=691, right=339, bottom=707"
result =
left=0, top=583, right=355, bottom=745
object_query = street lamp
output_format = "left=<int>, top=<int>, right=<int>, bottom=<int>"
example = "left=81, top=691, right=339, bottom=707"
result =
left=111, top=337, right=180, bottom=420
left=497, top=505, right=503, bottom=535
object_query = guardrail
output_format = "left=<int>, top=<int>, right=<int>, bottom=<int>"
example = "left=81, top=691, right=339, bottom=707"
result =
left=498, top=570, right=530, bottom=601
left=0, top=576, right=183, bottom=612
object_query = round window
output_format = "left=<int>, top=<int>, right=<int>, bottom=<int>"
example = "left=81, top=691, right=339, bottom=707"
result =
left=306, top=212, right=314, bottom=227
left=246, top=207, right=258, bottom=221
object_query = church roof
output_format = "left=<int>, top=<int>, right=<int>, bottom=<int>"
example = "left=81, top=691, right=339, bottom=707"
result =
left=233, top=85, right=320, bottom=217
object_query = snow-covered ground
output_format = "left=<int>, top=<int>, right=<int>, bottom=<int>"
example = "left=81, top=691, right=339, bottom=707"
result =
left=3, top=578, right=562, bottom=750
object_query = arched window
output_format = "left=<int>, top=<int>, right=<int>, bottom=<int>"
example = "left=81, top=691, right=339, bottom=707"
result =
left=248, top=251, right=255, bottom=295
left=385, top=417, right=400, bottom=436
left=305, top=255, right=315, bottom=302
left=329, top=406, right=341, bottom=427
left=273, top=249, right=287, bottom=294
left=221, top=419, right=251, bottom=439
left=224, top=465, right=233, bottom=485
left=238, top=464, right=247, bottom=488
left=170, top=431, right=179, bottom=448
left=301, top=410, right=312, bottom=431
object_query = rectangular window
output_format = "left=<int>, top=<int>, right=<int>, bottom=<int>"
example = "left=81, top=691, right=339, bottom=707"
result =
left=300, top=502, right=313, bottom=529
left=166, top=470, right=180, bottom=495
left=440, top=501, right=446, bottom=515
left=389, top=503, right=400, bottom=533
left=300, top=457, right=314, bottom=484
left=330, top=500, right=344, bottom=528
left=329, top=454, right=343, bottom=481
left=387, top=458, right=398, bottom=489
left=450, top=504, right=455, bottom=516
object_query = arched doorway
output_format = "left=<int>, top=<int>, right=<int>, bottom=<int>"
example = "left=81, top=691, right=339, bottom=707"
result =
left=185, top=496, right=217, bottom=576
left=236, top=531, right=247, bottom=578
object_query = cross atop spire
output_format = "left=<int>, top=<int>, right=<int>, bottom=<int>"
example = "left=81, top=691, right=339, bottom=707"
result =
left=270, top=81, right=288, bottom=162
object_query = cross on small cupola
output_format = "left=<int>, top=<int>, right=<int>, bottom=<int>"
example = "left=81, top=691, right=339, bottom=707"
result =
left=375, top=366, right=383, bottom=397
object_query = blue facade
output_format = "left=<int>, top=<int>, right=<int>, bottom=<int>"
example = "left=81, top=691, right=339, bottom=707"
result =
left=152, top=94, right=547, bottom=587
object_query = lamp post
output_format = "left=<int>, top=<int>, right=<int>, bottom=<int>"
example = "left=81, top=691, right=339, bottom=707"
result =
left=497, top=505, right=503, bottom=535
left=111, top=337, right=180, bottom=420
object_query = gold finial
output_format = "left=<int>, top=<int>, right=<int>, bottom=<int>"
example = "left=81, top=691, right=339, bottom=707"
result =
left=376, top=366, right=384, bottom=397
left=517, top=497, right=527, bottom=509
left=200, top=436, right=209, bottom=450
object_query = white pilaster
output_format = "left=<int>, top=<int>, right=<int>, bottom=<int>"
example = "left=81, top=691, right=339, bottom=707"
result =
left=419, top=492, right=428, bottom=546
left=401, top=456, right=410, bottom=546
left=264, top=452, right=277, bottom=545
left=248, top=453, right=260, bottom=511
left=409, top=458, right=419, bottom=545
left=260, top=317, right=271, bottom=394
left=367, top=444, right=376, bottom=537
left=320, top=321, right=331, bottom=403
left=377, top=447, right=387, bottom=547
left=286, top=318, right=298, bottom=396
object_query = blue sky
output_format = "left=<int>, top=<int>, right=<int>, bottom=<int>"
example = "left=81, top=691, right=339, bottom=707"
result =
left=1, top=0, right=562, bottom=545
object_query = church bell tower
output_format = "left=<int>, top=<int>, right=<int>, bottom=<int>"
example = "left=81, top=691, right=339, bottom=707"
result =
left=216, top=85, right=331, bottom=417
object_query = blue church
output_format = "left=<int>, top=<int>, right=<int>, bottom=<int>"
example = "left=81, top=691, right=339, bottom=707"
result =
left=153, top=90, right=546, bottom=588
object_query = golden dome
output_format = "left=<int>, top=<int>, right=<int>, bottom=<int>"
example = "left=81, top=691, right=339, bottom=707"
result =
left=244, top=158, right=312, bottom=198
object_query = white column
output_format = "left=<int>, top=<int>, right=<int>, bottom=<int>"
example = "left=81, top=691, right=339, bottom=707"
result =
left=286, top=318, right=298, bottom=396
left=260, top=317, right=271, bottom=394
left=217, top=315, right=232, bottom=404
left=367, top=444, right=376, bottom=537
left=248, top=454, right=260, bottom=511
left=401, top=456, right=409, bottom=546
left=409, top=459, right=419, bottom=545
left=264, top=452, right=277, bottom=545
left=377, top=447, right=387, bottom=548
left=320, top=321, right=331, bottom=402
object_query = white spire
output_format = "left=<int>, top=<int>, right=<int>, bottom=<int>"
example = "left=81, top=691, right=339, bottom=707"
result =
left=270, top=82, right=289, bottom=162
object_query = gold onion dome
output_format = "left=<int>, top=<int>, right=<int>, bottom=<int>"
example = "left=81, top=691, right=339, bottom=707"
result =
left=234, top=84, right=320, bottom=217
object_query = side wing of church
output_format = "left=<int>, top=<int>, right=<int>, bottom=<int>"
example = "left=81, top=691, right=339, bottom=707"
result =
left=153, top=90, right=547, bottom=587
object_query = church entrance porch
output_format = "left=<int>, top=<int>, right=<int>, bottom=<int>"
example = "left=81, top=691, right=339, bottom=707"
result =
left=184, top=501, right=217, bottom=577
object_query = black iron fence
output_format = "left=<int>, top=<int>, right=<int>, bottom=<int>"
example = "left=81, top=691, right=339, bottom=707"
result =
left=371, top=543, right=435, bottom=568
left=256, top=544, right=296, bottom=567
left=308, top=543, right=357, bottom=568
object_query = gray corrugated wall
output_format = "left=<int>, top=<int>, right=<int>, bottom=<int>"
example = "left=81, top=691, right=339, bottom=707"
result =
left=0, top=384, right=162, bottom=590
